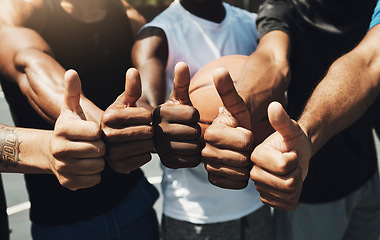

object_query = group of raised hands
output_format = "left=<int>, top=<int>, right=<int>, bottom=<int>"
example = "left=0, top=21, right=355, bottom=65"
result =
left=52, top=62, right=311, bottom=210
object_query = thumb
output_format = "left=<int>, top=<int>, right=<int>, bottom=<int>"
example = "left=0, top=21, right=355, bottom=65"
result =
left=123, top=68, right=142, bottom=107
left=62, top=69, right=85, bottom=119
left=268, top=101, right=300, bottom=143
left=170, top=62, right=192, bottom=105
left=213, top=67, right=251, bottom=130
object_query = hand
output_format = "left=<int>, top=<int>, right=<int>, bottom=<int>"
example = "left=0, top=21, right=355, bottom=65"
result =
left=153, top=62, right=202, bottom=169
left=202, top=68, right=253, bottom=189
left=250, top=101, right=311, bottom=210
left=101, top=68, right=154, bottom=173
left=50, top=70, right=106, bottom=191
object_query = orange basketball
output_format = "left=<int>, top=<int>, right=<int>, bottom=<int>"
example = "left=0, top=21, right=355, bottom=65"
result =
left=189, top=55, right=285, bottom=144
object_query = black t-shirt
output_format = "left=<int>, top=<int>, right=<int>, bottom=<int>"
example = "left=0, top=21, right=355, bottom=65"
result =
left=257, top=0, right=378, bottom=203
left=1, top=0, right=144, bottom=225
left=0, top=176, right=9, bottom=240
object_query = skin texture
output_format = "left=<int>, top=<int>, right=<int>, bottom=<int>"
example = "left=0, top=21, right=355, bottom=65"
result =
left=250, top=24, right=380, bottom=210
left=101, top=69, right=155, bottom=174
left=132, top=0, right=227, bottom=169
left=202, top=30, right=291, bottom=191
left=202, top=68, right=253, bottom=189
left=152, top=63, right=202, bottom=169
left=50, top=70, right=105, bottom=190
left=0, top=0, right=153, bottom=186
left=0, top=70, right=108, bottom=191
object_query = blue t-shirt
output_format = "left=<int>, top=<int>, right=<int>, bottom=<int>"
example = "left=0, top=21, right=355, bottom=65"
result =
left=370, top=0, right=380, bottom=29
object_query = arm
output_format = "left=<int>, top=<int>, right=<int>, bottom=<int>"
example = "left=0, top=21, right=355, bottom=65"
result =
left=0, top=124, right=52, bottom=174
left=132, top=28, right=201, bottom=168
left=0, top=70, right=106, bottom=190
left=132, top=26, right=168, bottom=111
left=299, top=24, right=380, bottom=155
left=237, top=30, right=291, bottom=126
left=250, top=24, right=380, bottom=210
left=0, top=3, right=103, bottom=124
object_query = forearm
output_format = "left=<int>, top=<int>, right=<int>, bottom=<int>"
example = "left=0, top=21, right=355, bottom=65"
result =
left=135, top=58, right=167, bottom=111
left=237, top=30, right=291, bottom=125
left=0, top=125, right=52, bottom=174
left=298, top=27, right=380, bottom=155
left=15, top=49, right=103, bottom=124
left=132, top=29, right=168, bottom=111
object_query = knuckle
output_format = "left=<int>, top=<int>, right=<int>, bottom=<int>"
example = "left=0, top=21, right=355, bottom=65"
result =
left=284, top=177, right=297, bottom=192
left=276, top=158, right=293, bottom=175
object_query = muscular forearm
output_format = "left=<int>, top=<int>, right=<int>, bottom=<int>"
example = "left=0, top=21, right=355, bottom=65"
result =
left=0, top=125, right=52, bottom=174
left=15, top=49, right=103, bottom=124
left=298, top=26, right=380, bottom=155
left=236, top=30, right=291, bottom=126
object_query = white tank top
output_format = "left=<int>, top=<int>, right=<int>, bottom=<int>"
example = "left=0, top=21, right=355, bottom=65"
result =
left=143, top=0, right=263, bottom=224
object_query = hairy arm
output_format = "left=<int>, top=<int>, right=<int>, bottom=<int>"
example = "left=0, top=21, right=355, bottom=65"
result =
left=298, top=25, right=380, bottom=155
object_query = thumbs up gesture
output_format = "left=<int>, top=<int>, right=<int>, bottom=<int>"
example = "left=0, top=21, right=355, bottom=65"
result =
left=49, top=70, right=106, bottom=191
left=101, top=68, right=154, bottom=173
left=153, top=62, right=202, bottom=169
left=250, top=101, right=311, bottom=210
left=202, top=68, right=253, bottom=189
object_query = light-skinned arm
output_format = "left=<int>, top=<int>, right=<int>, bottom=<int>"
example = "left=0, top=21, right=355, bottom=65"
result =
left=250, top=24, right=380, bottom=210
left=0, top=69, right=106, bottom=191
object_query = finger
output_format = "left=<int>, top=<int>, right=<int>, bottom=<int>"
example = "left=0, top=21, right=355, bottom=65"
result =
left=51, top=140, right=105, bottom=159
left=161, top=154, right=201, bottom=169
left=250, top=164, right=302, bottom=193
left=204, top=161, right=251, bottom=181
left=154, top=122, right=200, bottom=141
left=153, top=105, right=199, bottom=123
left=202, top=143, right=251, bottom=167
left=204, top=123, right=253, bottom=151
left=63, top=69, right=84, bottom=119
left=54, top=118, right=102, bottom=141
left=171, top=62, right=192, bottom=105
left=268, top=101, right=302, bottom=142
left=106, top=139, right=155, bottom=160
left=58, top=173, right=102, bottom=191
left=103, top=125, right=154, bottom=143
left=52, top=157, right=105, bottom=175
left=102, top=107, right=152, bottom=127
left=207, top=174, right=249, bottom=190
left=123, top=68, right=142, bottom=107
left=213, top=67, right=251, bottom=130
left=251, top=140, right=298, bottom=175
left=108, top=153, right=152, bottom=174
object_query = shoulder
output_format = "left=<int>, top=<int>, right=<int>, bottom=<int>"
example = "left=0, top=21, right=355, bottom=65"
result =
left=119, top=0, right=146, bottom=36
left=224, top=2, right=257, bottom=22
left=0, top=0, right=47, bottom=28
left=144, top=2, right=183, bottom=31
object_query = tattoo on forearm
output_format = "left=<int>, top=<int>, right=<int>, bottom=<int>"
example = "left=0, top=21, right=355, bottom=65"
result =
left=0, top=126, right=21, bottom=168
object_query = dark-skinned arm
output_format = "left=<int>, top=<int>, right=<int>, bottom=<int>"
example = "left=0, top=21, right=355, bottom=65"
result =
left=132, top=27, right=202, bottom=169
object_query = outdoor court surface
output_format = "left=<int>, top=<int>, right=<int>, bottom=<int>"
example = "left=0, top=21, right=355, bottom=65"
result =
left=1, top=88, right=380, bottom=240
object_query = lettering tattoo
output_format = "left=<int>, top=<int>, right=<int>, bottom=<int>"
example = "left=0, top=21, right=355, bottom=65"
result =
left=0, top=126, right=21, bottom=168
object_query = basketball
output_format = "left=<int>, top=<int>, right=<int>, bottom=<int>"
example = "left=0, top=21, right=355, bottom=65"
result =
left=189, top=54, right=286, bottom=144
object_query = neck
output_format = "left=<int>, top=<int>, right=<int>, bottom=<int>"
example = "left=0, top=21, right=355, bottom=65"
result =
left=179, top=0, right=225, bottom=23
left=60, top=0, right=108, bottom=23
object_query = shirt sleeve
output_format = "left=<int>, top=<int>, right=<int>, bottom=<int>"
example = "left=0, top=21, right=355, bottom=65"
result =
left=369, top=0, right=380, bottom=29
left=256, top=0, right=296, bottom=41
